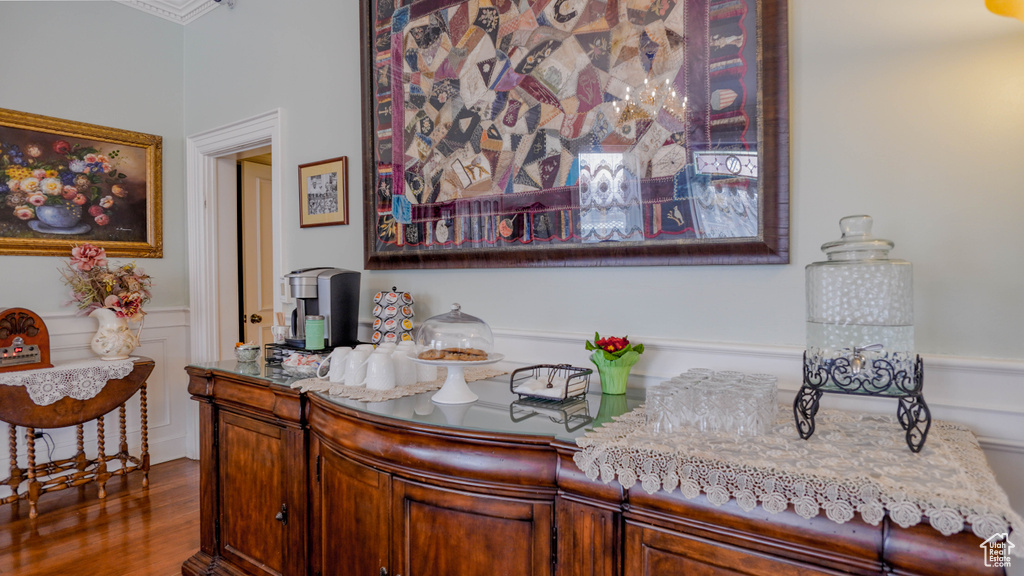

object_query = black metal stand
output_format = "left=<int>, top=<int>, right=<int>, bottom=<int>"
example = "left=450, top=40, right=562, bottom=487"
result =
left=794, top=353, right=930, bottom=452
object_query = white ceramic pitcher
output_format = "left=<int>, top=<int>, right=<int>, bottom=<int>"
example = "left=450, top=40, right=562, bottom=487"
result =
left=90, top=307, right=142, bottom=361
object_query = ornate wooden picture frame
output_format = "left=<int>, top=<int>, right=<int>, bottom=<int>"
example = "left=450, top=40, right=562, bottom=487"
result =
left=0, top=108, right=162, bottom=258
left=362, top=0, right=789, bottom=269
left=299, top=156, right=350, bottom=228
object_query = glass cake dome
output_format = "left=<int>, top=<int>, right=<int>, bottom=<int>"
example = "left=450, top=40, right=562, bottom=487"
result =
left=414, top=303, right=494, bottom=358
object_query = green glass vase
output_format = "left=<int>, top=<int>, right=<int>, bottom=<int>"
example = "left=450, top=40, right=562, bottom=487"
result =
left=590, top=350, right=639, bottom=395
left=592, top=393, right=630, bottom=428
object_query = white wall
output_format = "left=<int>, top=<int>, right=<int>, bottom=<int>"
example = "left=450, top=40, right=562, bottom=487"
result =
left=181, top=0, right=1024, bottom=361
left=0, top=3, right=192, bottom=476
left=0, top=2, right=190, bottom=313
left=180, top=0, right=1024, bottom=521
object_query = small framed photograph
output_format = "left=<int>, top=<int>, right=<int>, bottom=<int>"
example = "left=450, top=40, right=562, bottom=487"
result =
left=298, top=156, right=348, bottom=228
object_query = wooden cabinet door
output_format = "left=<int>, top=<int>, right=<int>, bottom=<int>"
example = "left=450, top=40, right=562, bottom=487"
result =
left=391, top=478, right=553, bottom=576
left=555, top=498, right=619, bottom=576
left=218, top=411, right=301, bottom=576
left=625, top=522, right=837, bottom=576
left=310, top=438, right=391, bottom=576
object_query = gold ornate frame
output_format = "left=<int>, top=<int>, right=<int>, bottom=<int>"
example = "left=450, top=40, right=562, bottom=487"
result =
left=0, top=108, right=162, bottom=257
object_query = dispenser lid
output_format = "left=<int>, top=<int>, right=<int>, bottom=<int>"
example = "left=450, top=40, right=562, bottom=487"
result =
left=820, top=215, right=894, bottom=259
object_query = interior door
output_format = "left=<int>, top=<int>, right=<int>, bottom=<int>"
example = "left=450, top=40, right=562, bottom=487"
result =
left=241, top=160, right=274, bottom=347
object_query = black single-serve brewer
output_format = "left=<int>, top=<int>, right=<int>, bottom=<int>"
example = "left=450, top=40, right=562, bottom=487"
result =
left=284, top=268, right=360, bottom=349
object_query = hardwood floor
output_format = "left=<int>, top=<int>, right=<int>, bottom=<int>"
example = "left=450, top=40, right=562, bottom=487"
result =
left=0, top=458, right=199, bottom=576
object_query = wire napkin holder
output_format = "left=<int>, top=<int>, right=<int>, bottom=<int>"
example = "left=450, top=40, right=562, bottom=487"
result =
left=510, top=364, right=592, bottom=402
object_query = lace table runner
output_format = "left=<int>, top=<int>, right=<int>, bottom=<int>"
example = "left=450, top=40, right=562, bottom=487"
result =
left=574, top=405, right=1022, bottom=554
left=0, top=358, right=136, bottom=406
left=292, top=364, right=511, bottom=403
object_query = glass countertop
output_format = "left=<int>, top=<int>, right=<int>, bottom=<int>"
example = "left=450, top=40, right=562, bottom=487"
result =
left=189, top=360, right=645, bottom=444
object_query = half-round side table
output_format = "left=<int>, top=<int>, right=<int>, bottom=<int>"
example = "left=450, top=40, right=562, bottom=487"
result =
left=0, top=356, right=154, bottom=518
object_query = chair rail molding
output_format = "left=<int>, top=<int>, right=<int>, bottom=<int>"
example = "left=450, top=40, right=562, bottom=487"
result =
left=186, top=109, right=283, bottom=364
left=491, top=326, right=1024, bottom=514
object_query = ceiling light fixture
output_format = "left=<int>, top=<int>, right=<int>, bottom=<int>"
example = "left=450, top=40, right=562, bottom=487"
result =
left=987, top=0, right=1024, bottom=23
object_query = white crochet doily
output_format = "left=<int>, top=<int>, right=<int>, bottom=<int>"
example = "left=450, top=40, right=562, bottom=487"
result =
left=574, top=404, right=1022, bottom=555
left=0, top=358, right=136, bottom=406
left=291, top=365, right=511, bottom=403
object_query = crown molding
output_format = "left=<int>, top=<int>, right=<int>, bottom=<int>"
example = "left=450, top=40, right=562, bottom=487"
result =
left=116, top=0, right=220, bottom=25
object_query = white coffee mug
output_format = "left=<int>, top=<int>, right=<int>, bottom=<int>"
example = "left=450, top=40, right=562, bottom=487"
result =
left=366, top=400, right=394, bottom=416
left=393, top=396, right=416, bottom=418
left=344, top=347, right=372, bottom=387
left=414, top=393, right=435, bottom=416
left=317, top=347, right=351, bottom=382
left=416, top=361, right=438, bottom=383
left=392, top=346, right=418, bottom=387
left=362, top=351, right=396, bottom=391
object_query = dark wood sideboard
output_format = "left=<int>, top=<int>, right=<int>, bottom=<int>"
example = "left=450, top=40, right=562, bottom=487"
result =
left=182, top=363, right=1004, bottom=576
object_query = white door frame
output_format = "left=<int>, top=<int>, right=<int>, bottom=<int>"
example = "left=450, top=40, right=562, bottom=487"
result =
left=185, top=109, right=284, bottom=363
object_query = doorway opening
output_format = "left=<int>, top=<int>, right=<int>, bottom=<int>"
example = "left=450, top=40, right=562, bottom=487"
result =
left=185, top=109, right=284, bottom=364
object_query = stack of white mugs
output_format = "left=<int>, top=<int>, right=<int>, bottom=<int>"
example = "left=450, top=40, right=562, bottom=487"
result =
left=316, top=341, right=437, bottom=390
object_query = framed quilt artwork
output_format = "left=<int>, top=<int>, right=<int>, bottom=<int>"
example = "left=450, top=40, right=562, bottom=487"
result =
left=0, top=108, right=162, bottom=258
left=361, top=0, right=789, bottom=269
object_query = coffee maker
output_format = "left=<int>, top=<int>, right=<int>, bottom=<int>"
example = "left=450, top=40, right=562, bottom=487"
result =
left=285, top=268, right=360, bottom=348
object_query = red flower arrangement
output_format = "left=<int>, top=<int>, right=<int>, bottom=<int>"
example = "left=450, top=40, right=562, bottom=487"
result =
left=586, top=332, right=645, bottom=395
left=585, top=332, right=645, bottom=361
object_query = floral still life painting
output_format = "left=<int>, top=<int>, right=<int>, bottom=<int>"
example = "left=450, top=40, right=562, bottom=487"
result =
left=0, top=108, right=162, bottom=257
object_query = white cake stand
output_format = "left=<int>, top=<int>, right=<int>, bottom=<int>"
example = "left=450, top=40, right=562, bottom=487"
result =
left=410, top=353, right=504, bottom=404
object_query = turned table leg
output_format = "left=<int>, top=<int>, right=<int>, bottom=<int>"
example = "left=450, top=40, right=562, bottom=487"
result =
left=96, top=416, right=109, bottom=499
left=75, top=424, right=87, bottom=473
left=7, top=424, right=23, bottom=498
left=26, top=429, right=39, bottom=519
left=140, top=383, right=149, bottom=488
left=118, top=404, right=129, bottom=471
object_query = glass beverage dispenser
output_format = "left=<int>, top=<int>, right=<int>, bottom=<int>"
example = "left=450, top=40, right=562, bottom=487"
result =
left=795, top=215, right=931, bottom=452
